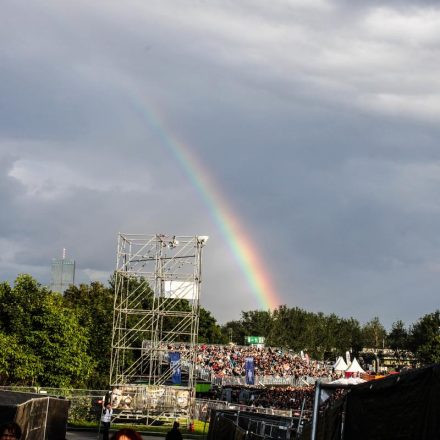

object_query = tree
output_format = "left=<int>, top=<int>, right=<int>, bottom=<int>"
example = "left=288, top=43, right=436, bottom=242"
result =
left=361, top=317, right=387, bottom=350
left=222, top=320, right=246, bottom=344
left=0, top=275, right=93, bottom=387
left=0, top=275, right=47, bottom=338
left=27, top=294, right=93, bottom=387
left=387, top=320, right=409, bottom=352
left=64, top=282, right=114, bottom=388
left=0, top=332, right=42, bottom=385
left=270, top=306, right=310, bottom=350
left=240, top=310, right=273, bottom=339
left=409, top=311, right=440, bottom=365
left=198, top=308, right=226, bottom=344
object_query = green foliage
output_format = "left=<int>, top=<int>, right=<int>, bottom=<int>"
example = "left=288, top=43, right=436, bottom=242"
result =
left=221, top=309, right=274, bottom=345
left=69, top=396, right=98, bottom=422
left=387, top=320, right=409, bottom=352
left=241, top=310, right=273, bottom=338
left=0, top=276, right=46, bottom=337
left=0, top=332, right=42, bottom=385
left=409, top=310, right=440, bottom=365
left=2, top=273, right=440, bottom=389
left=361, top=317, right=387, bottom=350
left=198, top=308, right=226, bottom=344
left=0, top=275, right=92, bottom=388
left=29, top=295, right=93, bottom=387
left=222, top=319, right=247, bottom=344
left=221, top=305, right=364, bottom=360
left=64, top=282, right=115, bottom=388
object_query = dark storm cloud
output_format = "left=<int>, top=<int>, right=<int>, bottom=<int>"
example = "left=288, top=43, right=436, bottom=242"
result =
left=1, top=0, right=440, bottom=325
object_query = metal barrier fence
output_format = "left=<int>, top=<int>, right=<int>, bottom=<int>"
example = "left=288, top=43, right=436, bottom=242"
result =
left=0, top=386, right=306, bottom=424
left=0, top=386, right=107, bottom=423
left=212, top=375, right=332, bottom=387
left=194, top=398, right=295, bottom=422
left=206, top=408, right=299, bottom=440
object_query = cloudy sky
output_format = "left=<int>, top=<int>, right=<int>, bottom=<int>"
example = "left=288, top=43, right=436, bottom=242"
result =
left=1, top=0, right=440, bottom=327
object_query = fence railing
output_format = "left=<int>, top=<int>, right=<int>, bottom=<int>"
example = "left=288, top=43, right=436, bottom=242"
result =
left=194, top=398, right=295, bottom=422
left=0, top=386, right=308, bottom=424
left=212, top=375, right=332, bottom=387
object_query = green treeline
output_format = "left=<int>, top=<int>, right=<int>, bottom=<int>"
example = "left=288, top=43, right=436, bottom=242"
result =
left=223, top=310, right=440, bottom=365
left=0, top=274, right=224, bottom=389
left=0, top=274, right=439, bottom=389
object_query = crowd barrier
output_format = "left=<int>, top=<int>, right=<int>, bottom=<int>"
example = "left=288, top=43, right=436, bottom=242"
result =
left=207, top=409, right=298, bottom=440
left=211, top=375, right=332, bottom=387
left=0, top=386, right=303, bottom=425
left=194, top=398, right=294, bottom=422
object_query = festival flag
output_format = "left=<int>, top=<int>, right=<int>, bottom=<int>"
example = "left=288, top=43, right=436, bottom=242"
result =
left=169, top=352, right=181, bottom=385
left=245, top=357, right=255, bottom=385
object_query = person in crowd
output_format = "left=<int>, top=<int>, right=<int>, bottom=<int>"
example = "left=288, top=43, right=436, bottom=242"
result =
left=165, top=421, right=183, bottom=440
left=110, top=428, right=143, bottom=440
left=101, top=402, right=113, bottom=440
left=253, top=386, right=315, bottom=411
left=167, top=343, right=335, bottom=380
left=0, top=422, right=22, bottom=440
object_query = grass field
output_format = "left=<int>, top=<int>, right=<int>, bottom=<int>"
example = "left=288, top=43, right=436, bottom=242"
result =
left=69, top=419, right=209, bottom=436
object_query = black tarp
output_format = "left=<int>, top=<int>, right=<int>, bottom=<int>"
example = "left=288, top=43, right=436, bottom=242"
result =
left=300, top=397, right=344, bottom=440
left=207, top=412, right=237, bottom=440
left=301, top=364, right=440, bottom=440
left=46, top=397, right=70, bottom=440
left=0, top=391, right=44, bottom=426
left=344, top=365, right=440, bottom=440
left=0, top=390, right=70, bottom=440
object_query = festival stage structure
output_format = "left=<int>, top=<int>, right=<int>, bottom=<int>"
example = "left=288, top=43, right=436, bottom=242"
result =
left=109, top=233, right=208, bottom=423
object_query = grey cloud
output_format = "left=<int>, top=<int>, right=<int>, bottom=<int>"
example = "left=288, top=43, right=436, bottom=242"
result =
left=1, top=0, right=440, bottom=325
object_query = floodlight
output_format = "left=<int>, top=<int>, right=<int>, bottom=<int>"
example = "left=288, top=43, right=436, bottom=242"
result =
left=168, top=238, right=179, bottom=248
left=197, top=235, right=209, bottom=243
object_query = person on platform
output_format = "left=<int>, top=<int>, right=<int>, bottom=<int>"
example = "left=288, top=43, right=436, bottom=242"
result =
left=110, top=428, right=142, bottom=440
left=101, top=403, right=113, bottom=440
left=166, top=421, right=183, bottom=440
left=0, top=422, right=22, bottom=440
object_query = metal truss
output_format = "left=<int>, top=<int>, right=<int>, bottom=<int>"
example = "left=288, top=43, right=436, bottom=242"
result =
left=110, top=234, right=207, bottom=396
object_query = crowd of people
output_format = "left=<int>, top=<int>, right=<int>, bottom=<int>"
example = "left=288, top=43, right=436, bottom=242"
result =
left=252, top=386, right=315, bottom=411
left=168, top=343, right=337, bottom=380
left=197, top=345, right=329, bottom=377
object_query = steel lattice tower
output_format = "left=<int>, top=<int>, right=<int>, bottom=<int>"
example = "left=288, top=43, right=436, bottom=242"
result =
left=110, top=234, right=207, bottom=390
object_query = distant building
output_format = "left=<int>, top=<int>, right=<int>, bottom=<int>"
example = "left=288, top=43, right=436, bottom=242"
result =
left=50, top=249, right=75, bottom=293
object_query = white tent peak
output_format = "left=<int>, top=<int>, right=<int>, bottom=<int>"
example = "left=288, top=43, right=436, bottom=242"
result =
left=345, top=357, right=365, bottom=374
left=333, top=356, right=348, bottom=371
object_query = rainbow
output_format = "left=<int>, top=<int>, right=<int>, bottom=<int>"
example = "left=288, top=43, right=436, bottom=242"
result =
left=132, top=100, right=281, bottom=310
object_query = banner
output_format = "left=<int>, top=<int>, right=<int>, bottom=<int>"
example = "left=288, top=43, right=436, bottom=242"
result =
left=245, top=336, right=265, bottom=345
left=164, top=281, right=197, bottom=300
left=245, top=357, right=255, bottom=385
left=169, top=352, right=182, bottom=385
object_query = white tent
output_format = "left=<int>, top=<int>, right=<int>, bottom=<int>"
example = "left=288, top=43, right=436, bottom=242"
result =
left=330, top=376, right=366, bottom=385
left=333, top=356, right=348, bottom=371
left=345, top=357, right=365, bottom=374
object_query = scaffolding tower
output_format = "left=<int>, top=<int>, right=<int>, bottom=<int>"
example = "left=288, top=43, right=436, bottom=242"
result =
left=110, top=233, right=207, bottom=395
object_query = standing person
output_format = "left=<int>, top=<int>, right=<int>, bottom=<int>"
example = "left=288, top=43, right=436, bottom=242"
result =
left=101, top=403, right=113, bottom=440
left=165, top=421, right=183, bottom=440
